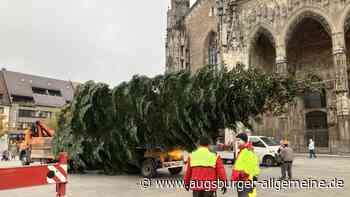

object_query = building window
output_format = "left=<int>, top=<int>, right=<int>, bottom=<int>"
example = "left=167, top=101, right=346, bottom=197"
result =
left=32, top=87, right=47, bottom=95
left=38, top=111, right=53, bottom=118
left=208, top=32, right=218, bottom=65
left=18, top=122, right=34, bottom=129
left=185, top=48, right=190, bottom=69
left=18, top=109, right=36, bottom=118
left=32, top=87, right=62, bottom=97
left=304, top=90, right=326, bottom=109
left=18, top=109, right=53, bottom=119
left=39, top=111, right=46, bottom=118
left=0, top=107, right=4, bottom=114
left=12, top=95, right=34, bottom=103
left=48, top=89, right=62, bottom=97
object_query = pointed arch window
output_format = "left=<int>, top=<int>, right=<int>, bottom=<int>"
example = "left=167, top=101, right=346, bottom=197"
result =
left=304, top=90, right=326, bottom=109
left=208, top=32, right=218, bottom=65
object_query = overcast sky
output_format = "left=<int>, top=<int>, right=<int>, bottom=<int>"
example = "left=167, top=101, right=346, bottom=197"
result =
left=0, top=0, right=196, bottom=86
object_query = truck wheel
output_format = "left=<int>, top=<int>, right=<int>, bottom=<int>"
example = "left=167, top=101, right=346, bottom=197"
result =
left=125, top=164, right=140, bottom=174
left=168, top=167, right=182, bottom=175
left=263, top=156, right=275, bottom=167
left=141, top=159, right=157, bottom=178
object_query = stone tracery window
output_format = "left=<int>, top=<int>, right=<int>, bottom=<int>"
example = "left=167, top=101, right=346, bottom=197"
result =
left=304, top=90, right=326, bottom=109
left=208, top=32, right=218, bottom=65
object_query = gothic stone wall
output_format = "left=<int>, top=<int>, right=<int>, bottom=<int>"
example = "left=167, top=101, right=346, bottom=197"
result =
left=222, top=0, right=350, bottom=153
left=184, top=0, right=218, bottom=73
left=166, top=29, right=187, bottom=73
left=178, top=0, right=350, bottom=152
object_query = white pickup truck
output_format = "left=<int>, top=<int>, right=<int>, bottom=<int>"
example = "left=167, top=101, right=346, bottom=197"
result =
left=248, top=136, right=281, bottom=166
left=214, top=144, right=235, bottom=164
left=214, top=134, right=281, bottom=166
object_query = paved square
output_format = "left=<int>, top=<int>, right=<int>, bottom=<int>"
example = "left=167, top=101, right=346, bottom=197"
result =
left=1, top=156, right=349, bottom=197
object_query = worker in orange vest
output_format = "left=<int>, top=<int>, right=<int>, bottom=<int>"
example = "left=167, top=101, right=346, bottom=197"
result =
left=184, top=136, right=227, bottom=197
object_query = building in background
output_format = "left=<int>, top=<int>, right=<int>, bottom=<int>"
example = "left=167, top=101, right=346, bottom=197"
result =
left=0, top=68, right=75, bottom=131
left=166, top=0, right=350, bottom=153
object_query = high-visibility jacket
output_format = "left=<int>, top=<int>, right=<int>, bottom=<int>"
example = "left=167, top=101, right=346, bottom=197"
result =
left=232, top=143, right=260, bottom=197
left=190, top=146, right=217, bottom=167
left=184, top=147, right=227, bottom=191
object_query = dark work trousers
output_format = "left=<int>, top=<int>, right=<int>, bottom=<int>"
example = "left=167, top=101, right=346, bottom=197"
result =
left=281, top=161, right=293, bottom=179
left=237, top=191, right=249, bottom=197
left=192, top=191, right=216, bottom=197
left=236, top=184, right=254, bottom=197
left=309, top=150, right=317, bottom=158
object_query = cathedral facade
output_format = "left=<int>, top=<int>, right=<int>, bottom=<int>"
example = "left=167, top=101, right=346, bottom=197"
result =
left=165, top=0, right=350, bottom=153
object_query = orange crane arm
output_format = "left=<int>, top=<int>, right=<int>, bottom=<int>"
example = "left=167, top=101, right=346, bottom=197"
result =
left=36, top=121, right=55, bottom=137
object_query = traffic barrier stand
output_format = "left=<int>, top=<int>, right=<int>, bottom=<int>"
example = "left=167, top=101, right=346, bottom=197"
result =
left=0, top=152, right=68, bottom=197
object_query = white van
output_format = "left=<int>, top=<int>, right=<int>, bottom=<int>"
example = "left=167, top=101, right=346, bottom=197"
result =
left=247, top=136, right=281, bottom=166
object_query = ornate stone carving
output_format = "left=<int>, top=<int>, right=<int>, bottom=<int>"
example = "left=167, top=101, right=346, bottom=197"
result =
left=222, top=0, right=246, bottom=51
left=328, top=106, right=337, bottom=126
left=333, top=43, right=348, bottom=93
left=247, top=0, right=333, bottom=29
left=336, top=93, right=350, bottom=116
left=220, top=0, right=350, bottom=55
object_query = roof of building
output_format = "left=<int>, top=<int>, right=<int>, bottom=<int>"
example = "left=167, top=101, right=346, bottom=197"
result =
left=1, top=69, right=75, bottom=108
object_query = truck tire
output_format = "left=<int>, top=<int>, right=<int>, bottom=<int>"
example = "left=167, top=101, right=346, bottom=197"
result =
left=125, top=164, right=141, bottom=174
left=168, top=167, right=182, bottom=175
left=141, top=159, right=157, bottom=178
left=263, top=155, right=275, bottom=167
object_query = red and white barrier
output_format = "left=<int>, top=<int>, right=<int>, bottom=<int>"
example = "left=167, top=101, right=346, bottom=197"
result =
left=0, top=152, right=68, bottom=197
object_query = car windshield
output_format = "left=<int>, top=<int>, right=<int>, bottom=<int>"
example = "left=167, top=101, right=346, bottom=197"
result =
left=260, top=137, right=279, bottom=146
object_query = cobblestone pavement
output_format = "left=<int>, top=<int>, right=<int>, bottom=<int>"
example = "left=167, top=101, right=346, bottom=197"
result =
left=0, top=156, right=349, bottom=197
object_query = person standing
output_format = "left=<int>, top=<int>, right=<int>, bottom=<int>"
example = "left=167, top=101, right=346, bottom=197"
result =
left=278, top=140, right=284, bottom=153
left=279, top=140, right=294, bottom=180
left=232, top=133, right=260, bottom=197
left=184, top=136, right=227, bottom=197
left=276, top=140, right=286, bottom=164
left=277, top=140, right=285, bottom=172
left=1, top=150, right=9, bottom=161
left=308, top=139, right=317, bottom=159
